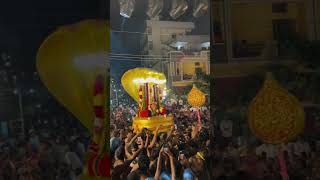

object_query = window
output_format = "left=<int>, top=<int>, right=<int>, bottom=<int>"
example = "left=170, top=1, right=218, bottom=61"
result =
left=272, top=3, right=288, bottom=13
left=148, top=40, right=153, bottom=50
left=147, top=26, right=152, bottom=34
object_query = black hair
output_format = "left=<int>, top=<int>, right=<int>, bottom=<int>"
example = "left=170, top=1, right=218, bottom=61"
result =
left=149, top=147, right=159, bottom=161
left=115, top=146, right=125, bottom=160
left=129, top=143, right=138, bottom=152
left=127, top=171, right=140, bottom=180
left=137, top=150, right=150, bottom=175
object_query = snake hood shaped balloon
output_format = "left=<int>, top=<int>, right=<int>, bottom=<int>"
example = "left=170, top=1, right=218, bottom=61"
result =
left=36, top=20, right=110, bottom=178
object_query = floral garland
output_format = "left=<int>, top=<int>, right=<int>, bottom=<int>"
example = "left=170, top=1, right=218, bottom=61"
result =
left=158, top=87, right=166, bottom=115
left=137, top=83, right=166, bottom=117
left=138, top=85, right=143, bottom=117
left=86, top=74, right=110, bottom=177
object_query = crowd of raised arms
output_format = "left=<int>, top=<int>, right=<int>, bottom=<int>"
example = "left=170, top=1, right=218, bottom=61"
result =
left=0, top=103, right=319, bottom=180
left=110, top=104, right=211, bottom=180
left=111, top=104, right=320, bottom=180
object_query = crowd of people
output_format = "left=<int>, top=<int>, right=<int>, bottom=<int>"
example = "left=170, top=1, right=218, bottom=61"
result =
left=110, top=102, right=320, bottom=180
left=210, top=138, right=320, bottom=180
left=110, top=102, right=212, bottom=180
left=0, top=117, right=90, bottom=180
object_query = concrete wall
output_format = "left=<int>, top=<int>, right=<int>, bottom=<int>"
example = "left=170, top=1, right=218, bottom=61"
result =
left=230, top=1, right=308, bottom=44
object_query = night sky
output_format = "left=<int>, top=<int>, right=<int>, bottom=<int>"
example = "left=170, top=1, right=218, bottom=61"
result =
left=0, top=0, right=107, bottom=121
left=0, top=0, right=105, bottom=73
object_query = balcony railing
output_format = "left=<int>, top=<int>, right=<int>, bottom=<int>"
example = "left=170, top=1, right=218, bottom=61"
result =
left=212, top=41, right=300, bottom=63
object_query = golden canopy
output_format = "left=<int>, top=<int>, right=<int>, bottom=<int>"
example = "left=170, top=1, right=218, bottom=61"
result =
left=121, top=68, right=167, bottom=103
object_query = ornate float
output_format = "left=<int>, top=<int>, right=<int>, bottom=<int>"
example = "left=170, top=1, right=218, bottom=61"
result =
left=121, top=68, right=173, bottom=132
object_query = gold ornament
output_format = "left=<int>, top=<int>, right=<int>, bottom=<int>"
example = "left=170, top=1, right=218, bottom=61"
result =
left=188, top=84, right=206, bottom=107
left=248, top=72, right=305, bottom=144
left=37, top=20, right=109, bottom=132
left=133, top=116, right=174, bottom=133
left=37, top=20, right=110, bottom=179
left=121, top=68, right=166, bottom=102
left=121, top=68, right=173, bottom=132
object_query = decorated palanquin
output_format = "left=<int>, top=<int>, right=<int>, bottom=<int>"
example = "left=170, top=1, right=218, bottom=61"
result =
left=248, top=72, right=305, bottom=144
left=121, top=68, right=173, bottom=132
left=36, top=20, right=110, bottom=179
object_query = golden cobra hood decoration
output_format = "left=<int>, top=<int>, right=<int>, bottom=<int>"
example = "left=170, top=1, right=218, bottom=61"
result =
left=248, top=72, right=305, bottom=144
left=121, top=68, right=173, bottom=133
left=37, top=20, right=110, bottom=179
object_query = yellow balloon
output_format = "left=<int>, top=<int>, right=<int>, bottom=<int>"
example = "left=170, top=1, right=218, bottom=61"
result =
left=36, top=20, right=109, bottom=132
left=121, top=68, right=167, bottom=103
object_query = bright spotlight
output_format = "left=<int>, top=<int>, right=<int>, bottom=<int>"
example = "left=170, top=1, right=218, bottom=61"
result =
left=119, top=0, right=136, bottom=18
left=147, top=0, right=164, bottom=19
left=193, top=0, right=209, bottom=18
left=169, top=0, right=188, bottom=19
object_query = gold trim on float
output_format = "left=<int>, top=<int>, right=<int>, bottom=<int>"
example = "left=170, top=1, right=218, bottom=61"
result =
left=133, top=116, right=174, bottom=133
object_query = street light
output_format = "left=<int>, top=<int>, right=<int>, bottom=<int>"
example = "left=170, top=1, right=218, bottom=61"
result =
left=170, top=0, right=189, bottom=19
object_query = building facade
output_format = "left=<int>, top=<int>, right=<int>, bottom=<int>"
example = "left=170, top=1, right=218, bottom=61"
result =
left=211, top=0, right=320, bottom=77
left=211, top=0, right=320, bottom=106
left=146, top=20, right=210, bottom=88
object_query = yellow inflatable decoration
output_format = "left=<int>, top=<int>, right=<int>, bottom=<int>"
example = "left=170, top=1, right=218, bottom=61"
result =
left=36, top=20, right=110, bottom=179
left=188, top=84, right=206, bottom=108
left=248, top=72, right=305, bottom=144
left=121, top=68, right=173, bottom=132
left=187, top=84, right=206, bottom=125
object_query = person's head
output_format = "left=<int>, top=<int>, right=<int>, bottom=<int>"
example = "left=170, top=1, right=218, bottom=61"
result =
left=119, top=129, right=126, bottom=140
left=149, top=148, right=159, bottom=161
left=114, top=146, right=125, bottom=161
left=137, top=150, right=149, bottom=175
left=159, top=133, right=167, bottom=141
left=129, top=143, right=138, bottom=154
left=179, top=150, right=189, bottom=167
left=127, top=171, right=140, bottom=180
left=112, top=130, right=119, bottom=138
left=189, top=155, right=205, bottom=177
